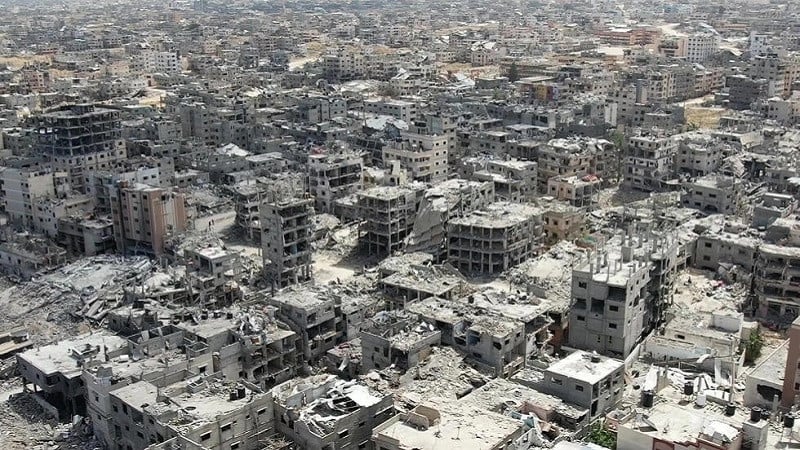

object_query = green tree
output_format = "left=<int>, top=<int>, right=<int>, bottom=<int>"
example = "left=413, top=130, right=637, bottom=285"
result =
left=507, top=61, right=520, bottom=82
left=745, top=327, right=764, bottom=364
left=586, top=421, right=616, bottom=449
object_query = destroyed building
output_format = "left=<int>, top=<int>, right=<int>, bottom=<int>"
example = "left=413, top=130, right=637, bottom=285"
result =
left=261, top=196, right=314, bottom=289
left=358, top=185, right=420, bottom=256
left=35, top=104, right=127, bottom=192
left=307, top=148, right=364, bottom=215
left=447, top=202, right=544, bottom=275
left=405, top=179, right=495, bottom=259
left=273, top=374, right=394, bottom=450
left=266, top=284, right=345, bottom=362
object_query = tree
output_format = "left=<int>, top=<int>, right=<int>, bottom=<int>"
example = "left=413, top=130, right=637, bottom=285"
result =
left=507, top=61, right=520, bottom=82
left=586, top=421, right=616, bottom=449
left=745, top=327, right=764, bottom=364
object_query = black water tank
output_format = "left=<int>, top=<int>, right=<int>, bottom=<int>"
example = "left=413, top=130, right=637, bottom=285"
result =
left=761, top=409, right=771, bottom=421
left=642, top=390, right=654, bottom=407
left=750, top=407, right=761, bottom=423
left=237, top=386, right=246, bottom=399
left=785, top=414, right=795, bottom=429
left=725, top=403, right=736, bottom=416
left=684, top=381, right=694, bottom=396
left=229, top=391, right=238, bottom=402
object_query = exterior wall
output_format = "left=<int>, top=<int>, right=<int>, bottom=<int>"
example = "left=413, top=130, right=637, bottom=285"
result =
left=360, top=331, right=441, bottom=372
left=694, top=235, right=757, bottom=272
left=1, top=168, right=57, bottom=227
left=782, top=319, right=800, bottom=409
left=383, top=133, right=448, bottom=183
left=308, top=153, right=363, bottom=214
left=624, top=136, right=677, bottom=192
left=358, top=188, right=418, bottom=257
left=111, top=184, right=187, bottom=256
left=754, top=245, right=800, bottom=321
left=448, top=212, right=543, bottom=275
left=680, top=178, right=741, bottom=215
left=542, top=365, right=624, bottom=418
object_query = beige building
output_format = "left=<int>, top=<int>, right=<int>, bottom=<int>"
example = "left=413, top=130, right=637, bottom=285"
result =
left=547, top=175, right=601, bottom=208
left=110, top=182, right=188, bottom=256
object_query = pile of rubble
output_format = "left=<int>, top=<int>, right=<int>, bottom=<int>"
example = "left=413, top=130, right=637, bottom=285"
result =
left=0, top=393, right=100, bottom=450
left=0, top=256, right=152, bottom=345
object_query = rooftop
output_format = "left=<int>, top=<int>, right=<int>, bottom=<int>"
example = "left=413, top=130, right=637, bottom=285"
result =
left=450, top=202, right=543, bottom=229
left=18, top=331, right=128, bottom=378
left=546, top=351, right=624, bottom=384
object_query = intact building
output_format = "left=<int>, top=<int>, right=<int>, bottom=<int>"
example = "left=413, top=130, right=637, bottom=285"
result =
left=110, top=182, right=187, bottom=257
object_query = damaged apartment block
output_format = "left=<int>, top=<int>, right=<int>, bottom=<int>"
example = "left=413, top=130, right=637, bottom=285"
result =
left=448, top=201, right=544, bottom=275
left=261, top=196, right=314, bottom=289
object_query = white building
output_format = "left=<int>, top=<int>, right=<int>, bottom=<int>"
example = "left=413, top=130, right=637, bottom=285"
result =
left=142, top=50, right=181, bottom=74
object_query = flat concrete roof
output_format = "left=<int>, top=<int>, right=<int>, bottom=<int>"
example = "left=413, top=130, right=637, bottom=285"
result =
left=18, top=332, right=128, bottom=378
left=374, top=401, right=521, bottom=450
left=546, top=350, right=624, bottom=385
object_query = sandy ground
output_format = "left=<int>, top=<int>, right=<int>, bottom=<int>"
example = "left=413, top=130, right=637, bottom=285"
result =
left=685, top=106, right=729, bottom=129
left=313, top=251, right=360, bottom=284
left=194, top=210, right=236, bottom=234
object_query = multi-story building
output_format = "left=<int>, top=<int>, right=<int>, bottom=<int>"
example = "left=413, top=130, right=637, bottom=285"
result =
left=35, top=104, right=127, bottom=192
left=322, top=47, right=367, bottom=81
left=358, top=185, right=419, bottom=256
left=56, top=216, right=115, bottom=256
left=308, top=149, right=364, bottom=214
left=471, top=159, right=538, bottom=202
left=407, top=296, right=528, bottom=376
left=185, top=245, right=242, bottom=306
left=749, top=53, right=800, bottom=98
left=364, top=98, right=418, bottom=122
left=142, top=50, right=181, bottom=74
left=405, top=179, right=494, bottom=259
left=267, top=285, right=344, bottom=362
left=273, top=375, right=395, bottom=450
left=382, top=132, right=448, bottom=183
left=686, top=32, right=721, bottom=63
left=0, top=165, right=68, bottom=227
left=260, top=197, right=313, bottom=289
left=624, top=134, right=678, bottom=191
left=754, top=244, right=800, bottom=321
left=680, top=175, right=744, bottom=216
left=110, top=182, right=188, bottom=257
left=17, top=331, right=130, bottom=420
left=448, top=202, right=543, bottom=275
left=568, top=236, right=652, bottom=358
left=546, top=175, right=601, bottom=208
left=537, top=138, right=614, bottom=192
left=675, top=137, right=725, bottom=177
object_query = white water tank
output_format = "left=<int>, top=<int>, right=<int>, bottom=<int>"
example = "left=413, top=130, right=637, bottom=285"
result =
left=695, top=391, right=707, bottom=407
